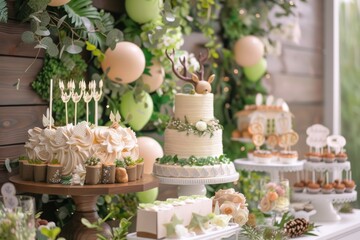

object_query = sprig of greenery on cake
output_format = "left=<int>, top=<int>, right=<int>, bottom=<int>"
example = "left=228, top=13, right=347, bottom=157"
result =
left=85, top=157, right=101, bottom=166
left=167, top=117, right=223, bottom=137
left=157, top=155, right=230, bottom=167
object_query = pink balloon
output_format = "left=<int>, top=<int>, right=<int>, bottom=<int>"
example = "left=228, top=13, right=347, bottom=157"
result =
left=101, top=42, right=145, bottom=84
left=234, top=36, right=264, bottom=67
left=142, top=60, right=165, bottom=92
left=137, top=137, right=163, bottom=174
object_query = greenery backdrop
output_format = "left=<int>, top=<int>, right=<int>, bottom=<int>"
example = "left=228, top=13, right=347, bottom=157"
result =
left=0, top=0, right=304, bottom=225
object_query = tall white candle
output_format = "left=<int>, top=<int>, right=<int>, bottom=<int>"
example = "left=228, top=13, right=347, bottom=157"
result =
left=49, top=79, right=53, bottom=129
left=326, top=171, right=329, bottom=184
left=312, top=171, right=315, bottom=182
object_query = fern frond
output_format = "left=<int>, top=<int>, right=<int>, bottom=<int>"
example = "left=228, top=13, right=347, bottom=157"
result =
left=63, top=0, right=100, bottom=28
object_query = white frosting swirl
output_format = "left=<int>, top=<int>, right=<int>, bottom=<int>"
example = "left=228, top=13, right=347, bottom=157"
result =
left=25, top=121, right=140, bottom=176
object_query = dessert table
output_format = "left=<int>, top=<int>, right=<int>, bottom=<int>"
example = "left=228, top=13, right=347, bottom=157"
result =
left=10, top=174, right=159, bottom=240
left=296, top=209, right=360, bottom=240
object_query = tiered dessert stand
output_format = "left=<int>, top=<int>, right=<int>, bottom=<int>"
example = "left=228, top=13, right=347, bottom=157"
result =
left=234, top=158, right=305, bottom=182
left=10, top=174, right=159, bottom=240
left=291, top=161, right=357, bottom=222
left=156, top=173, right=239, bottom=196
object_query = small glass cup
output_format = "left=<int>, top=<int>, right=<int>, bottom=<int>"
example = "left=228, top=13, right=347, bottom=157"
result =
left=0, top=195, right=36, bottom=239
left=258, top=179, right=290, bottom=224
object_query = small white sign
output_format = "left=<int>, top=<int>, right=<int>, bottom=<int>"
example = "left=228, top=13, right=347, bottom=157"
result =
left=306, top=124, right=330, bottom=137
left=327, top=135, right=346, bottom=153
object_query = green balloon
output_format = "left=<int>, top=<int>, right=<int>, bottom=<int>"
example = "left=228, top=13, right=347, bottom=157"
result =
left=120, top=90, right=153, bottom=131
left=243, top=58, right=267, bottom=82
left=136, top=187, right=159, bottom=203
left=125, top=0, right=162, bottom=24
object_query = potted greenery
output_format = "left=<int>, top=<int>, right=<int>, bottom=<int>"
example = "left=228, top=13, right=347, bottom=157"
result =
left=18, top=155, right=28, bottom=179
left=101, top=162, right=116, bottom=184
left=115, top=159, right=128, bottom=183
left=32, top=159, right=47, bottom=182
left=124, top=157, right=137, bottom=182
left=22, top=159, right=34, bottom=181
left=136, top=158, right=144, bottom=180
left=46, top=159, right=62, bottom=184
left=85, top=157, right=101, bottom=185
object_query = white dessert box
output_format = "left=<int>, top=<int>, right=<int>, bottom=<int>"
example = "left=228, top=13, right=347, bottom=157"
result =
left=136, top=197, right=212, bottom=239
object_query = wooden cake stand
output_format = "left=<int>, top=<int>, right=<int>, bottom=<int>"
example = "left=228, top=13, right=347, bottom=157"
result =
left=10, top=174, right=159, bottom=240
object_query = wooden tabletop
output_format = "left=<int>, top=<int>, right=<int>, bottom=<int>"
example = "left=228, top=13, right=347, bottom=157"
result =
left=9, top=174, right=159, bottom=196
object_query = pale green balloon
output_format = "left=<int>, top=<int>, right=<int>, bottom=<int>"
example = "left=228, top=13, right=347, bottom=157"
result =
left=136, top=187, right=159, bottom=203
left=243, top=58, right=267, bottom=82
left=120, top=90, right=154, bottom=131
left=125, top=0, right=163, bottom=24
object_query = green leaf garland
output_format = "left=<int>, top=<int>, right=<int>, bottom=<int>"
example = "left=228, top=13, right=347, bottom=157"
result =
left=167, top=117, right=223, bottom=137
left=157, top=154, right=230, bottom=167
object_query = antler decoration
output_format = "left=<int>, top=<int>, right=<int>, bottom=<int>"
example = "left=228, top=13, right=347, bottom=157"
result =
left=165, top=49, right=215, bottom=94
left=165, top=49, right=193, bottom=82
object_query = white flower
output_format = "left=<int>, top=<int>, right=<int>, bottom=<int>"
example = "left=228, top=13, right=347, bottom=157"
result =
left=220, top=201, right=237, bottom=217
left=195, top=121, right=207, bottom=131
left=175, top=224, right=189, bottom=238
left=273, top=196, right=290, bottom=213
left=211, top=214, right=232, bottom=228
left=233, top=208, right=249, bottom=226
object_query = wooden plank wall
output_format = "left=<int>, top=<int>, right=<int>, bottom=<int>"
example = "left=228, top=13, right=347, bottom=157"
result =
left=0, top=1, right=122, bottom=184
left=267, top=0, right=324, bottom=157
left=0, top=0, right=46, bottom=184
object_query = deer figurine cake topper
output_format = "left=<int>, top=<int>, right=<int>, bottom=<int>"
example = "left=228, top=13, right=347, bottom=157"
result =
left=165, top=49, right=215, bottom=94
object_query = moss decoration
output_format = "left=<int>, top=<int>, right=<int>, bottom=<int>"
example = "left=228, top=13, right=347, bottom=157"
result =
left=32, top=54, right=87, bottom=126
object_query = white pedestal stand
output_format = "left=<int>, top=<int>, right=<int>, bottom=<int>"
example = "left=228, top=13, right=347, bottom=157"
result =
left=234, top=159, right=304, bottom=182
left=292, top=161, right=356, bottom=222
left=292, top=191, right=357, bottom=222
left=155, top=173, right=239, bottom=196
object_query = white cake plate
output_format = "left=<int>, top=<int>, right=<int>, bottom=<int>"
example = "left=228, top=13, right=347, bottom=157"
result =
left=292, top=191, right=357, bottom=222
left=155, top=173, right=239, bottom=196
left=234, top=159, right=304, bottom=182
left=127, top=223, right=240, bottom=240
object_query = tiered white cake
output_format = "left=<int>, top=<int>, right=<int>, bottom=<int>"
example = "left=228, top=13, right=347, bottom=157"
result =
left=153, top=93, right=236, bottom=178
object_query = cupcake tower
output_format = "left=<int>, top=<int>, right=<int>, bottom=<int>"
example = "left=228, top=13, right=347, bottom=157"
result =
left=293, top=169, right=356, bottom=195
left=291, top=124, right=356, bottom=222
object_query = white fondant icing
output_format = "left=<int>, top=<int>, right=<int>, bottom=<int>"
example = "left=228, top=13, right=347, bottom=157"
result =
left=174, top=93, right=214, bottom=123
left=164, top=129, right=223, bottom=158
left=153, top=163, right=236, bottom=178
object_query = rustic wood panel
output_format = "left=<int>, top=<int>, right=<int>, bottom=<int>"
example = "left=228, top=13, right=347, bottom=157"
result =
left=268, top=48, right=323, bottom=77
left=267, top=74, right=323, bottom=103
left=291, top=103, right=324, bottom=157
left=92, top=0, right=123, bottom=13
left=6, top=0, right=16, bottom=20
left=0, top=144, right=25, bottom=161
left=0, top=105, right=47, bottom=145
left=0, top=145, right=22, bottom=184
left=0, top=56, right=44, bottom=105
left=0, top=20, right=45, bottom=58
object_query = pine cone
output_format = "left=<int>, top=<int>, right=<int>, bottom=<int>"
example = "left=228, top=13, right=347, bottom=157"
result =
left=284, top=218, right=309, bottom=238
